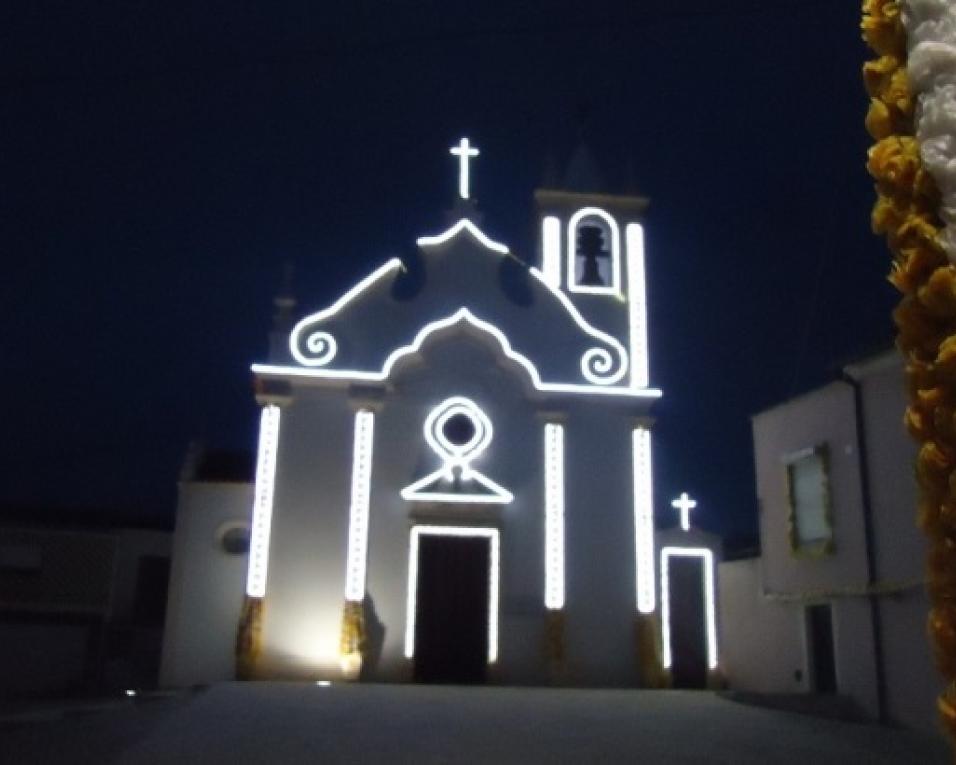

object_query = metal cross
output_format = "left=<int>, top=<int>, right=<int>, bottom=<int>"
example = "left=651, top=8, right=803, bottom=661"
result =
left=450, top=137, right=480, bottom=199
left=671, top=492, right=698, bottom=531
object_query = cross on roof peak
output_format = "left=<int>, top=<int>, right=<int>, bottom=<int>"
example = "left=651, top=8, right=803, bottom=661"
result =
left=450, top=137, right=479, bottom=200
left=671, top=492, right=697, bottom=531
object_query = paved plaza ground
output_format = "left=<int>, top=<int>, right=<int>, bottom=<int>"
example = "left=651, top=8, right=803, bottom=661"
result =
left=0, top=683, right=949, bottom=764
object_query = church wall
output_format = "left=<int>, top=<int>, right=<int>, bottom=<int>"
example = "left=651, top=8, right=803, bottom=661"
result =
left=253, top=330, right=652, bottom=686
left=562, top=403, right=640, bottom=686
left=257, top=389, right=354, bottom=678
left=242, top=194, right=659, bottom=686
left=160, top=481, right=252, bottom=687
left=364, top=336, right=549, bottom=683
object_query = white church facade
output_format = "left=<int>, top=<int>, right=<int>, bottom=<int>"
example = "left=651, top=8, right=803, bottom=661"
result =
left=161, top=141, right=719, bottom=688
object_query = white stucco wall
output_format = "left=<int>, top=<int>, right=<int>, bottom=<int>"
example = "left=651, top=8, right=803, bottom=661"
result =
left=563, top=401, right=642, bottom=686
left=258, top=330, right=650, bottom=686
left=754, top=382, right=870, bottom=596
left=718, top=558, right=804, bottom=693
left=366, top=337, right=550, bottom=684
left=852, top=354, right=938, bottom=731
left=256, top=388, right=354, bottom=677
left=733, top=355, right=938, bottom=730
left=751, top=381, right=879, bottom=718
left=160, top=481, right=252, bottom=687
left=879, top=591, right=937, bottom=731
left=235, top=203, right=660, bottom=687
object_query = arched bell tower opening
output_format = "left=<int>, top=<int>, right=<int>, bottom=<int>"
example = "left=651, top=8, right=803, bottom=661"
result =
left=567, top=207, right=621, bottom=295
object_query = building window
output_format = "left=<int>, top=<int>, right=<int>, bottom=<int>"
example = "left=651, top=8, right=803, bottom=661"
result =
left=567, top=207, right=621, bottom=294
left=785, top=445, right=834, bottom=556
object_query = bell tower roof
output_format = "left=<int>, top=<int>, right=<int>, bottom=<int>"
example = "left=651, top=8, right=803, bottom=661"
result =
left=562, top=141, right=604, bottom=193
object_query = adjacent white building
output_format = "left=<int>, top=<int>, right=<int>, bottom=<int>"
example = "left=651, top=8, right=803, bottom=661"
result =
left=719, top=351, right=937, bottom=731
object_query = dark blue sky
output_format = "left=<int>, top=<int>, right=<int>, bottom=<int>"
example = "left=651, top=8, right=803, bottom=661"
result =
left=2, top=1, right=896, bottom=541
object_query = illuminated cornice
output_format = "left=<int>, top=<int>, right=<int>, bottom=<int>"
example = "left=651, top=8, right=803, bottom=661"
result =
left=289, top=259, right=403, bottom=368
left=258, top=307, right=661, bottom=398
left=415, top=219, right=509, bottom=255
left=278, top=217, right=659, bottom=395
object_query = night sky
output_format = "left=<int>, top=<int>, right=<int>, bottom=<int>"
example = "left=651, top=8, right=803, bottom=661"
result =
left=3, top=2, right=897, bottom=543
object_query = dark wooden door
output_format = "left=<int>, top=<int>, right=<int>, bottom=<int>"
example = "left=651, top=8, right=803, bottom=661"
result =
left=808, top=604, right=837, bottom=694
left=413, top=535, right=489, bottom=684
left=668, top=556, right=708, bottom=689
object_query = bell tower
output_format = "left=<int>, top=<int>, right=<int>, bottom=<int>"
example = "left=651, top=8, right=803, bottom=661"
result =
left=534, top=146, right=651, bottom=390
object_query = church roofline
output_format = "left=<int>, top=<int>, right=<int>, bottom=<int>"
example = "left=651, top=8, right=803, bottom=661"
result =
left=252, top=361, right=662, bottom=400
left=289, top=258, right=404, bottom=367
left=416, top=218, right=509, bottom=254
left=256, top=306, right=661, bottom=399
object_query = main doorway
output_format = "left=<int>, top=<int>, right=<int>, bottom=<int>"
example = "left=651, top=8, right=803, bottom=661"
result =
left=667, top=555, right=707, bottom=688
left=406, top=526, right=498, bottom=684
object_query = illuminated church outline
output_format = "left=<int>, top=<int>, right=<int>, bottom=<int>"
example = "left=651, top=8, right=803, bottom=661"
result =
left=161, top=138, right=720, bottom=688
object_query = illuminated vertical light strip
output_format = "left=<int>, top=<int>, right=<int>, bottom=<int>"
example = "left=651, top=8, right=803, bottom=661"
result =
left=633, top=427, right=656, bottom=613
left=344, top=410, right=376, bottom=602
left=488, top=528, right=501, bottom=662
left=660, top=547, right=718, bottom=670
left=544, top=423, right=565, bottom=610
left=246, top=404, right=281, bottom=598
left=404, top=526, right=500, bottom=663
left=404, top=530, right=421, bottom=659
left=626, top=223, right=649, bottom=389
left=542, top=216, right=562, bottom=289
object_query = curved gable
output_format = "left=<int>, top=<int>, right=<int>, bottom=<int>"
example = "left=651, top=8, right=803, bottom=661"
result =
left=274, top=220, right=639, bottom=392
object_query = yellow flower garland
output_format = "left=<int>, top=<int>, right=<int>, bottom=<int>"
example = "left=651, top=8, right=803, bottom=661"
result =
left=862, top=0, right=956, bottom=738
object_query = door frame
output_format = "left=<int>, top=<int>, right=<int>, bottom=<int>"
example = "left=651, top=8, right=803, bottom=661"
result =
left=804, top=603, right=838, bottom=693
left=404, top=525, right=500, bottom=665
left=660, top=546, right=718, bottom=672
